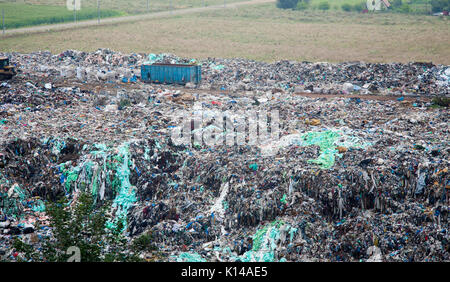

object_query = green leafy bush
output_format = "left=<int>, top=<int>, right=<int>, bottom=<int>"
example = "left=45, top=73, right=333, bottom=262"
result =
left=397, top=4, right=412, bottom=12
left=131, top=233, right=158, bottom=252
left=12, top=192, right=147, bottom=262
left=341, top=3, right=352, bottom=11
left=119, top=98, right=131, bottom=109
left=391, top=0, right=403, bottom=8
left=276, top=0, right=300, bottom=9
left=318, top=1, right=330, bottom=10
left=431, top=0, right=450, bottom=12
left=352, top=2, right=367, bottom=11
left=432, top=97, right=450, bottom=107
left=297, top=1, right=310, bottom=10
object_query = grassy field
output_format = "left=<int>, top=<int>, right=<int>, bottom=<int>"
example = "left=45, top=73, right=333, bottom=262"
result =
left=2, top=0, right=246, bottom=15
left=305, top=0, right=431, bottom=13
left=0, top=0, right=246, bottom=28
left=1, top=3, right=449, bottom=64
left=0, top=3, right=124, bottom=29
left=307, top=0, right=366, bottom=9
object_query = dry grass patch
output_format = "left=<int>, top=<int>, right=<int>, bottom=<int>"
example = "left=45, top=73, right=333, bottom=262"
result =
left=1, top=4, right=449, bottom=64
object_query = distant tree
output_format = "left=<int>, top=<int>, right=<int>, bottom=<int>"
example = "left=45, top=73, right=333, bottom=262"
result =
left=397, top=3, right=412, bottom=12
left=297, top=0, right=310, bottom=10
left=276, top=0, right=300, bottom=9
left=431, top=0, right=450, bottom=12
left=391, top=0, right=403, bottom=8
left=352, top=2, right=367, bottom=11
left=12, top=192, right=145, bottom=262
left=318, top=1, right=330, bottom=10
left=341, top=3, right=352, bottom=11
left=392, top=0, right=414, bottom=13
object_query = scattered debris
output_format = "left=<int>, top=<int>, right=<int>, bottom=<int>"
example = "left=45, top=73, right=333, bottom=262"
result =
left=0, top=49, right=448, bottom=262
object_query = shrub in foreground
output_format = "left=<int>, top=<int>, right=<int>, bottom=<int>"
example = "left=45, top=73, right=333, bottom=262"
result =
left=277, top=0, right=300, bottom=9
left=318, top=1, right=330, bottom=10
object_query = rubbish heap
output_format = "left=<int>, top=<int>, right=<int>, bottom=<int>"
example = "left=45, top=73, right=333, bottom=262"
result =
left=0, top=49, right=448, bottom=262
left=200, top=58, right=449, bottom=96
left=3, top=49, right=449, bottom=95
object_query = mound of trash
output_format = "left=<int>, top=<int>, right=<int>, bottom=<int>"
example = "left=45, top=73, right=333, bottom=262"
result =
left=2, top=49, right=449, bottom=96
left=0, top=49, right=448, bottom=262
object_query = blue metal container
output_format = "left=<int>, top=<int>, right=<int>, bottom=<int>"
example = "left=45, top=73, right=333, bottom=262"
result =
left=141, top=63, right=201, bottom=85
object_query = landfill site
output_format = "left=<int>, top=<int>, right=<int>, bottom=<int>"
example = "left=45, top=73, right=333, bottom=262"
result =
left=0, top=48, right=449, bottom=262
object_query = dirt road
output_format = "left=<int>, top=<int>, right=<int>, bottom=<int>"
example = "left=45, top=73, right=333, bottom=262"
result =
left=2, top=0, right=275, bottom=37
left=58, top=79, right=432, bottom=103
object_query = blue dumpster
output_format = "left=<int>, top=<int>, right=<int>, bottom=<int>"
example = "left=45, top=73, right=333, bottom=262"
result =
left=141, top=63, right=201, bottom=85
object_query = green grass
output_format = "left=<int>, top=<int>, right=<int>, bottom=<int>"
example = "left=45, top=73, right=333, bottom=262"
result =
left=1, top=2, right=449, bottom=64
left=0, top=1, right=248, bottom=29
left=0, top=3, right=124, bottom=29
left=79, top=0, right=247, bottom=14
left=308, top=0, right=363, bottom=9
left=202, top=2, right=445, bottom=24
left=286, top=0, right=434, bottom=14
left=4, top=0, right=247, bottom=16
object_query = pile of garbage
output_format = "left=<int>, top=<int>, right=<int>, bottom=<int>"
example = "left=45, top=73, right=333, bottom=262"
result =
left=0, top=49, right=449, bottom=262
left=2, top=49, right=449, bottom=96
left=200, top=58, right=449, bottom=95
